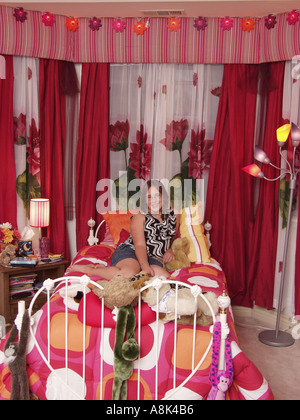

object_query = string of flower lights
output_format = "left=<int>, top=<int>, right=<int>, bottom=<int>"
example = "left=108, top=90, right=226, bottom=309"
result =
left=12, top=6, right=300, bottom=34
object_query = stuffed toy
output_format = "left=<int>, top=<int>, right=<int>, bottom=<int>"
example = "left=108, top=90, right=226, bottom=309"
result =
left=112, top=305, right=140, bottom=400
left=0, top=244, right=17, bottom=265
left=92, top=274, right=140, bottom=309
left=134, top=276, right=218, bottom=326
left=207, top=321, right=233, bottom=400
left=4, top=310, right=30, bottom=400
left=91, top=275, right=141, bottom=400
left=165, top=237, right=191, bottom=272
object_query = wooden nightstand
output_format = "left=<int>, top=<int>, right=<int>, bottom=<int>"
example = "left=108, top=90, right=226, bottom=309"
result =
left=0, top=259, right=68, bottom=326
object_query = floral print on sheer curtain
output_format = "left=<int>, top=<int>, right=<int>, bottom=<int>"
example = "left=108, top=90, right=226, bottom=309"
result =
left=109, top=63, right=224, bottom=211
left=13, top=56, right=40, bottom=233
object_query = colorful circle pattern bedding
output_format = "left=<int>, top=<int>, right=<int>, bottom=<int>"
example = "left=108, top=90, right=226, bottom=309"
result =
left=0, top=245, right=274, bottom=400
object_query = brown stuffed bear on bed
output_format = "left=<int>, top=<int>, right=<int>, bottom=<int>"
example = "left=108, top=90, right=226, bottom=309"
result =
left=91, top=274, right=140, bottom=309
left=164, top=237, right=191, bottom=272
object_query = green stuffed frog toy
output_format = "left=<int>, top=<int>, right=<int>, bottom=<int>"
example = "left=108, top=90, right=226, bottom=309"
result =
left=112, top=304, right=140, bottom=400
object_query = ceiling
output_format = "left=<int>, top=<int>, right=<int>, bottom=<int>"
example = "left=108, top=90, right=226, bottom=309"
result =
left=0, top=0, right=299, bottom=19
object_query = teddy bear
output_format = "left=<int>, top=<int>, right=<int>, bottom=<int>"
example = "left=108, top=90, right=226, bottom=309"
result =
left=92, top=274, right=140, bottom=309
left=0, top=244, right=17, bottom=265
left=133, top=275, right=219, bottom=326
left=164, top=237, right=191, bottom=272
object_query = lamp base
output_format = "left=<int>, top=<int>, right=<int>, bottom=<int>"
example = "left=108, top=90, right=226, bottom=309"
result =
left=258, top=329, right=295, bottom=347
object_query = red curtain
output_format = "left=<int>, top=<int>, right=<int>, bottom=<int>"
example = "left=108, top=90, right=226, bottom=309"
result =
left=247, top=62, right=285, bottom=309
left=205, top=64, right=258, bottom=306
left=39, top=59, right=70, bottom=260
left=205, top=62, right=285, bottom=308
left=0, top=55, right=17, bottom=226
left=76, top=63, right=110, bottom=250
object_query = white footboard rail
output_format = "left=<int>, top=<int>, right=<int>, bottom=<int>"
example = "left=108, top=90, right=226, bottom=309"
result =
left=22, top=275, right=230, bottom=400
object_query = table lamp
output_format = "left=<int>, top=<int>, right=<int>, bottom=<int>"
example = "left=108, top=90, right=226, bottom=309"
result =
left=29, top=198, right=50, bottom=259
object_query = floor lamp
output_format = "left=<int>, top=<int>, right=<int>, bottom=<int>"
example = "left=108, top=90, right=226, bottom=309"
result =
left=242, top=123, right=300, bottom=347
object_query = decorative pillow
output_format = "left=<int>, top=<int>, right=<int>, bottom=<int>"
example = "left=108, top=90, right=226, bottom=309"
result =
left=101, top=210, right=139, bottom=245
left=72, top=244, right=115, bottom=264
left=179, top=204, right=211, bottom=263
left=117, top=228, right=130, bottom=246
left=77, top=291, right=156, bottom=328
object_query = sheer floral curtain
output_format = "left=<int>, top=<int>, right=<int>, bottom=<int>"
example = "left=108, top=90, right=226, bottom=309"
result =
left=109, top=63, right=223, bottom=211
left=13, top=56, right=40, bottom=234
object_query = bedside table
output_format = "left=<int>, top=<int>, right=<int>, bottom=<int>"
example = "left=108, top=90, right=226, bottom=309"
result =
left=0, top=259, right=68, bottom=326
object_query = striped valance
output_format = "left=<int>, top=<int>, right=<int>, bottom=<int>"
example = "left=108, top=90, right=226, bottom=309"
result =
left=0, top=5, right=299, bottom=64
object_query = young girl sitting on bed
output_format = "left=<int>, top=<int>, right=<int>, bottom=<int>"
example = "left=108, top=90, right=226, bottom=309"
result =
left=67, top=180, right=180, bottom=280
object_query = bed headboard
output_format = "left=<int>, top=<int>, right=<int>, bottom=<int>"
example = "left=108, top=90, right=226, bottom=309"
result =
left=87, top=217, right=213, bottom=248
left=87, top=218, right=105, bottom=246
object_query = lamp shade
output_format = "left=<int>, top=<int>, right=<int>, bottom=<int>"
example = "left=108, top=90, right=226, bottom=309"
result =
left=254, top=146, right=270, bottom=164
left=242, top=164, right=264, bottom=178
left=291, top=122, right=300, bottom=146
left=276, top=124, right=291, bottom=145
left=30, top=199, right=50, bottom=227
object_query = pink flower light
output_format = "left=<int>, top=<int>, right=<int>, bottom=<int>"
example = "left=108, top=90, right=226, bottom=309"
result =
left=220, top=16, right=233, bottom=31
left=89, top=17, right=102, bottom=31
left=193, top=16, right=208, bottom=31
left=13, top=7, right=27, bottom=22
left=265, top=14, right=276, bottom=29
left=42, top=12, right=55, bottom=26
left=287, top=9, right=300, bottom=25
left=113, top=18, right=126, bottom=33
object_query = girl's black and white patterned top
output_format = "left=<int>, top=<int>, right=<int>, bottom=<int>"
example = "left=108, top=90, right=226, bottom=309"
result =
left=122, top=209, right=177, bottom=258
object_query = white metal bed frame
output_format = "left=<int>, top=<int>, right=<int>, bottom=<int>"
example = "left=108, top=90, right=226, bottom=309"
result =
left=12, top=217, right=230, bottom=400
left=17, top=274, right=231, bottom=400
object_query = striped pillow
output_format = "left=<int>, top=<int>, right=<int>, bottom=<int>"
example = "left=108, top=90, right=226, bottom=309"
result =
left=179, top=204, right=211, bottom=263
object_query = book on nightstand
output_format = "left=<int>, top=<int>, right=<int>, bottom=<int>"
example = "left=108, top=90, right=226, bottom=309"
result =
left=10, top=257, right=38, bottom=267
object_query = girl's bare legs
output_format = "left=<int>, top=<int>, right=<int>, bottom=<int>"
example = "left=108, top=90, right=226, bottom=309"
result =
left=150, top=265, right=170, bottom=278
left=66, top=258, right=141, bottom=280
